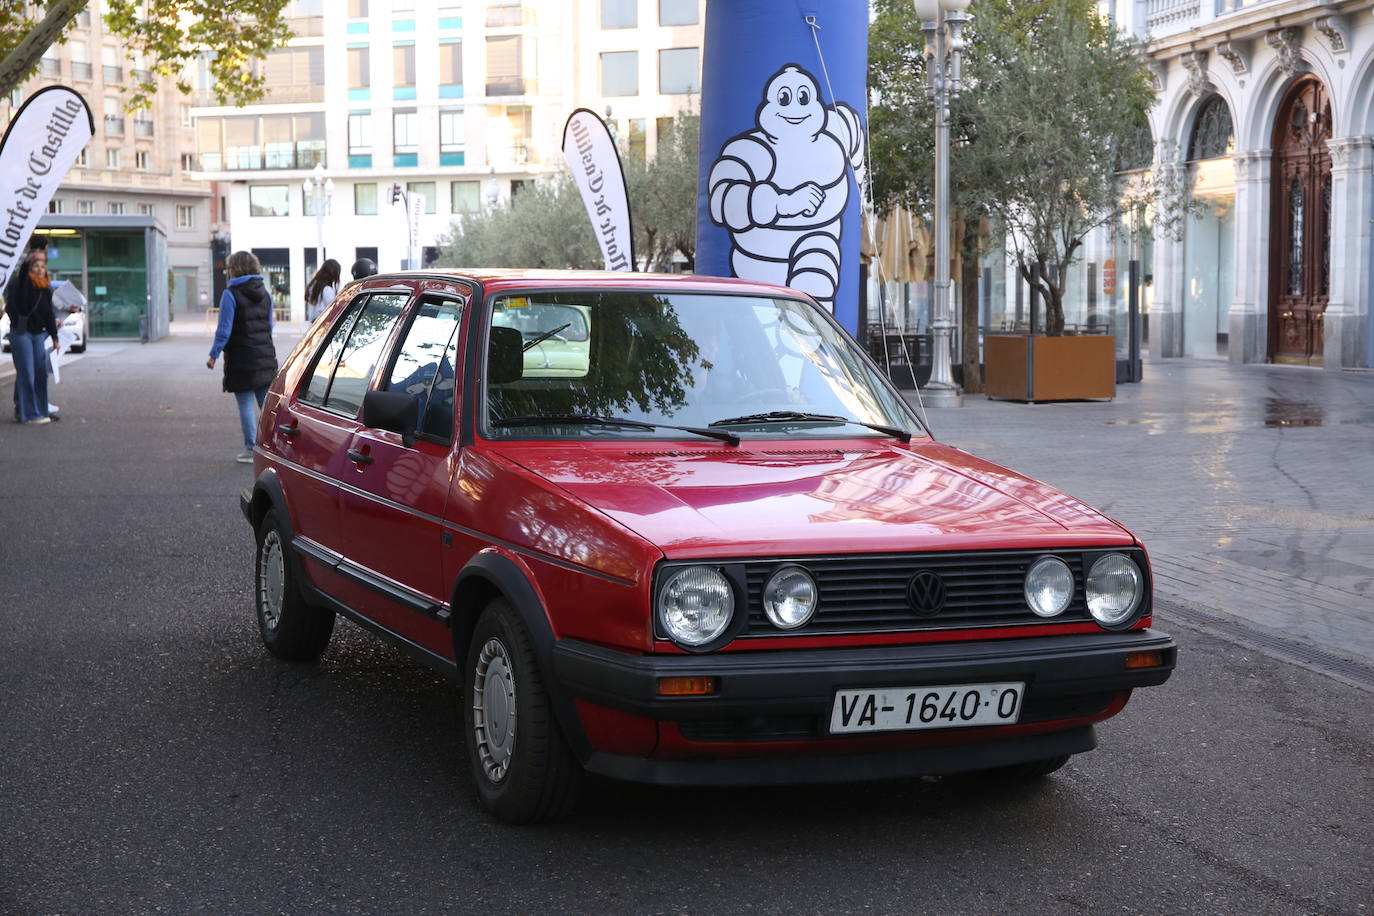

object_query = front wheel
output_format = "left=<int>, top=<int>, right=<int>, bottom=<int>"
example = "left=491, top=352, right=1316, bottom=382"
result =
left=254, top=511, right=335, bottom=661
left=463, top=599, right=581, bottom=823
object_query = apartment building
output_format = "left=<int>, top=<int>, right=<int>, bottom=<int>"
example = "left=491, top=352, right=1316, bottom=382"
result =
left=193, top=0, right=703, bottom=321
left=1108, top=0, right=1373, bottom=368
left=0, top=6, right=212, bottom=341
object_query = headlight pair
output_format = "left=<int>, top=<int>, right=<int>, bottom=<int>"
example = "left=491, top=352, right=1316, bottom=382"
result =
left=658, top=564, right=818, bottom=649
left=1024, top=553, right=1144, bottom=627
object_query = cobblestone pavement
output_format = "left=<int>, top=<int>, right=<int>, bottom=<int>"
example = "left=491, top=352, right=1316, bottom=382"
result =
left=923, top=358, right=1374, bottom=669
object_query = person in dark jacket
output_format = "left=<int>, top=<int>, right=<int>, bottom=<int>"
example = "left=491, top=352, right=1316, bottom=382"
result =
left=206, top=250, right=278, bottom=463
left=4, top=249, right=60, bottom=424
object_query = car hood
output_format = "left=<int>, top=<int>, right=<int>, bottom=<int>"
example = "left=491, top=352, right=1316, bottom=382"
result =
left=490, top=439, right=1132, bottom=558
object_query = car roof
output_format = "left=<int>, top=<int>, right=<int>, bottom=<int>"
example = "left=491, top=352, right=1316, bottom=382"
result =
left=350, top=268, right=813, bottom=300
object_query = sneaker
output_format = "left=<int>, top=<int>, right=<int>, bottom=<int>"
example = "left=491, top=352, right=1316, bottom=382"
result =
left=47, top=403, right=58, bottom=414
left=25, top=417, right=51, bottom=425
left=235, top=451, right=254, bottom=464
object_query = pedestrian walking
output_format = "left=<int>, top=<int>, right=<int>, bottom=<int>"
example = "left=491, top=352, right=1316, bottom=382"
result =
left=4, top=248, right=60, bottom=425
left=304, top=258, right=341, bottom=322
left=206, top=250, right=278, bottom=464
left=350, top=257, right=377, bottom=281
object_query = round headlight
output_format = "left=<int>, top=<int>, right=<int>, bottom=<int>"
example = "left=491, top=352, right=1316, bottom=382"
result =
left=658, top=566, right=734, bottom=647
left=1086, top=553, right=1144, bottom=626
left=1024, top=556, right=1074, bottom=617
left=762, top=566, right=818, bottom=629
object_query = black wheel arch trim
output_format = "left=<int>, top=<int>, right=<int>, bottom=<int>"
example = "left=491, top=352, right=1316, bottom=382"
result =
left=451, top=551, right=594, bottom=760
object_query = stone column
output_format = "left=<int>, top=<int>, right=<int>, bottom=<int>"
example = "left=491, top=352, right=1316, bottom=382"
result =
left=1324, top=135, right=1373, bottom=369
left=1228, top=150, right=1271, bottom=364
left=1151, top=160, right=1188, bottom=358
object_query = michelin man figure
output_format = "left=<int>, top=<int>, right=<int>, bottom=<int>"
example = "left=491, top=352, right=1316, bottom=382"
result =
left=707, top=64, right=866, bottom=312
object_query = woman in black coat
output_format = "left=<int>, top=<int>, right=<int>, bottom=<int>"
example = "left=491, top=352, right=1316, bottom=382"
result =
left=206, top=250, right=278, bottom=463
left=4, top=249, right=60, bottom=424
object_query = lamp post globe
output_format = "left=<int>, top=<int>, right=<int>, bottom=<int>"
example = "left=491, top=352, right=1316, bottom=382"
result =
left=913, top=0, right=941, bottom=21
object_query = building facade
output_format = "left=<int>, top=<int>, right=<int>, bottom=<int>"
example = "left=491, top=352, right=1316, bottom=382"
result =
left=0, top=6, right=213, bottom=338
left=1118, top=0, right=1374, bottom=368
left=193, top=0, right=703, bottom=321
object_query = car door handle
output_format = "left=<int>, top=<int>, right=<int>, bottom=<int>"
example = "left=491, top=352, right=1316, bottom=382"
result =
left=278, top=424, right=300, bottom=438
left=347, top=448, right=374, bottom=465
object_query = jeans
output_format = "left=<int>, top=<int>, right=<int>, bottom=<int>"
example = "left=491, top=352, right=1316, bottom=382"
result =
left=234, top=386, right=268, bottom=451
left=11, top=331, right=50, bottom=422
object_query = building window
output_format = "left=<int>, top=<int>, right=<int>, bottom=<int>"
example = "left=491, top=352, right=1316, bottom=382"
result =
left=439, top=109, right=464, bottom=164
left=1188, top=95, right=1234, bottom=162
left=659, top=0, right=698, bottom=26
left=70, top=41, right=91, bottom=80
left=354, top=182, right=378, bottom=215
left=406, top=181, right=437, bottom=214
left=261, top=46, right=325, bottom=103
left=101, top=45, right=123, bottom=82
left=348, top=0, right=368, bottom=16
left=40, top=51, right=61, bottom=77
left=348, top=111, right=372, bottom=166
left=485, top=35, right=527, bottom=96
left=439, top=40, right=462, bottom=89
left=601, top=51, right=638, bottom=97
left=176, top=205, right=195, bottom=228
left=78, top=199, right=95, bottom=214
left=602, top=0, right=636, bottom=28
left=249, top=185, right=291, bottom=217
left=106, top=148, right=121, bottom=168
left=628, top=119, right=646, bottom=159
left=108, top=202, right=126, bottom=215
left=393, top=110, right=418, bottom=156
left=348, top=46, right=370, bottom=88
left=47, top=198, right=65, bottom=214
left=180, top=152, right=195, bottom=171
left=76, top=149, right=89, bottom=168
left=393, top=43, right=415, bottom=87
left=658, top=47, right=699, bottom=95
left=135, top=150, right=150, bottom=170
left=451, top=180, right=480, bottom=215
left=138, top=203, right=155, bottom=216
left=180, top=104, right=192, bottom=128
left=103, top=96, right=124, bottom=135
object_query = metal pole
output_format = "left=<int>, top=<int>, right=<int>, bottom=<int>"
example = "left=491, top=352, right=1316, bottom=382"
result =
left=920, top=9, right=964, bottom=407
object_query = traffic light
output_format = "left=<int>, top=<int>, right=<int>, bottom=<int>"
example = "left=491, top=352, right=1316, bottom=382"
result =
left=390, top=183, right=403, bottom=204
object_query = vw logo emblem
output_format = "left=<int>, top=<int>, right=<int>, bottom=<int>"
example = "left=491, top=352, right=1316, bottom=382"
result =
left=907, top=570, right=947, bottom=616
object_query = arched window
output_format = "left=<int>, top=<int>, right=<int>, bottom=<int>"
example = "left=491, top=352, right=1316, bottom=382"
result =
left=1188, top=95, right=1234, bottom=161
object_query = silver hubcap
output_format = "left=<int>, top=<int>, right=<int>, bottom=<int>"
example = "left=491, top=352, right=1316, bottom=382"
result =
left=258, top=530, right=285, bottom=632
left=473, top=637, right=516, bottom=783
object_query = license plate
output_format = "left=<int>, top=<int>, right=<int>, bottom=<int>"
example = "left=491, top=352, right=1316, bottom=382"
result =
left=829, top=682, right=1025, bottom=734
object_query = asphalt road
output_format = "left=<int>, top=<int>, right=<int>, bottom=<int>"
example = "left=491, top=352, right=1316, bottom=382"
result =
left=1, top=335, right=1371, bottom=915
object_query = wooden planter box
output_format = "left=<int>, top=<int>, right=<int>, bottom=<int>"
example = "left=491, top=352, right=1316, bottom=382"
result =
left=984, top=334, right=1116, bottom=402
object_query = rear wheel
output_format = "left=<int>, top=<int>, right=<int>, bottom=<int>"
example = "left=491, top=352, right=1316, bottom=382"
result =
left=463, top=598, right=581, bottom=823
left=254, top=511, right=335, bottom=661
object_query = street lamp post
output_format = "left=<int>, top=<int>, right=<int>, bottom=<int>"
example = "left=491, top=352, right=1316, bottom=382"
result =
left=304, top=162, right=334, bottom=266
left=914, top=0, right=970, bottom=408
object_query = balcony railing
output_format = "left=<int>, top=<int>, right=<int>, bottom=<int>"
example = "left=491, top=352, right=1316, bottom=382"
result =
left=72, top=61, right=93, bottom=80
left=260, top=84, right=326, bottom=104
left=198, top=146, right=325, bottom=172
left=485, top=5, right=535, bottom=27
left=1215, top=0, right=1280, bottom=13
left=104, top=115, right=125, bottom=135
left=134, top=119, right=155, bottom=138
left=103, top=65, right=123, bottom=82
left=40, top=58, right=61, bottom=76
left=289, top=15, right=324, bottom=36
left=485, top=77, right=533, bottom=97
left=132, top=68, right=152, bottom=84
left=1146, top=0, right=1198, bottom=30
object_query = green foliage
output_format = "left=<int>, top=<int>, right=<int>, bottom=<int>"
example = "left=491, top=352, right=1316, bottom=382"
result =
left=0, top=0, right=292, bottom=109
left=438, top=111, right=701, bottom=273
left=869, top=0, right=1161, bottom=335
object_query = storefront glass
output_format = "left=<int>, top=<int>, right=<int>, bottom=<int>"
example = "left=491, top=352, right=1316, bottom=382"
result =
left=87, top=231, right=148, bottom=338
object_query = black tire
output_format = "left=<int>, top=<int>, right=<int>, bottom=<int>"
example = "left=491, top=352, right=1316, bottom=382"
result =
left=69, top=343, right=85, bottom=354
left=254, top=511, right=335, bottom=661
left=463, top=598, right=582, bottom=823
left=986, top=754, right=1071, bottom=779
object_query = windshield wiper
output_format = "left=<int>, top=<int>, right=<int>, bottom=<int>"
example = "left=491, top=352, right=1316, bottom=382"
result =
left=491, top=413, right=740, bottom=446
left=521, top=323, right=572, bottom=352
left=708, top=410, right=911, bottom=443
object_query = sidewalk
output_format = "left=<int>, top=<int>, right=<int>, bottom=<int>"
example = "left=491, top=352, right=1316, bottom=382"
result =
left=924, top=358, right=1374, bottom=670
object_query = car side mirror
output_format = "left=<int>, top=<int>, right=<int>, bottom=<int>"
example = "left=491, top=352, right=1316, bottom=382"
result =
left=362, top=389, right=420, bottom=447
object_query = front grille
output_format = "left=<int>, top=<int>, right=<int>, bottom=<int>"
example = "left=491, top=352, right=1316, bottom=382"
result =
left=741, top=549, right=1130, bottom=636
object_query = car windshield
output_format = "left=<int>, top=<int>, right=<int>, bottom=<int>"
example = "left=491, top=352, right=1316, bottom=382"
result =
left=484, top=291, right=924, bottom=441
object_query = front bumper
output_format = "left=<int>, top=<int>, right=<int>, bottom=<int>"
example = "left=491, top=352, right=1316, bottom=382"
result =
left=552, top=628, right=1175, bottom=785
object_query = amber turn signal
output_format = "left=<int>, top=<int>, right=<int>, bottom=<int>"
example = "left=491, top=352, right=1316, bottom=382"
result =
left=1124, top=650, right=1165, bottom=669
left=657, top=676, right=718, bottom=696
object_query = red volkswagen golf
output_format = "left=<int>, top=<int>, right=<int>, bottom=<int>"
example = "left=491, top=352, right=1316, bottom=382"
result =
left=242, top=269, right=1175, bottom=822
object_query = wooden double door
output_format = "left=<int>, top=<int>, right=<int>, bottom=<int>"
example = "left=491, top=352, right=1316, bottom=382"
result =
left=1268, top=77, right=1332, bottom=364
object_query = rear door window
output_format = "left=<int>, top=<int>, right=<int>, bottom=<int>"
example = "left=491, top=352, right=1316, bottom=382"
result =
left=383, top=296, right=464, bottom=442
